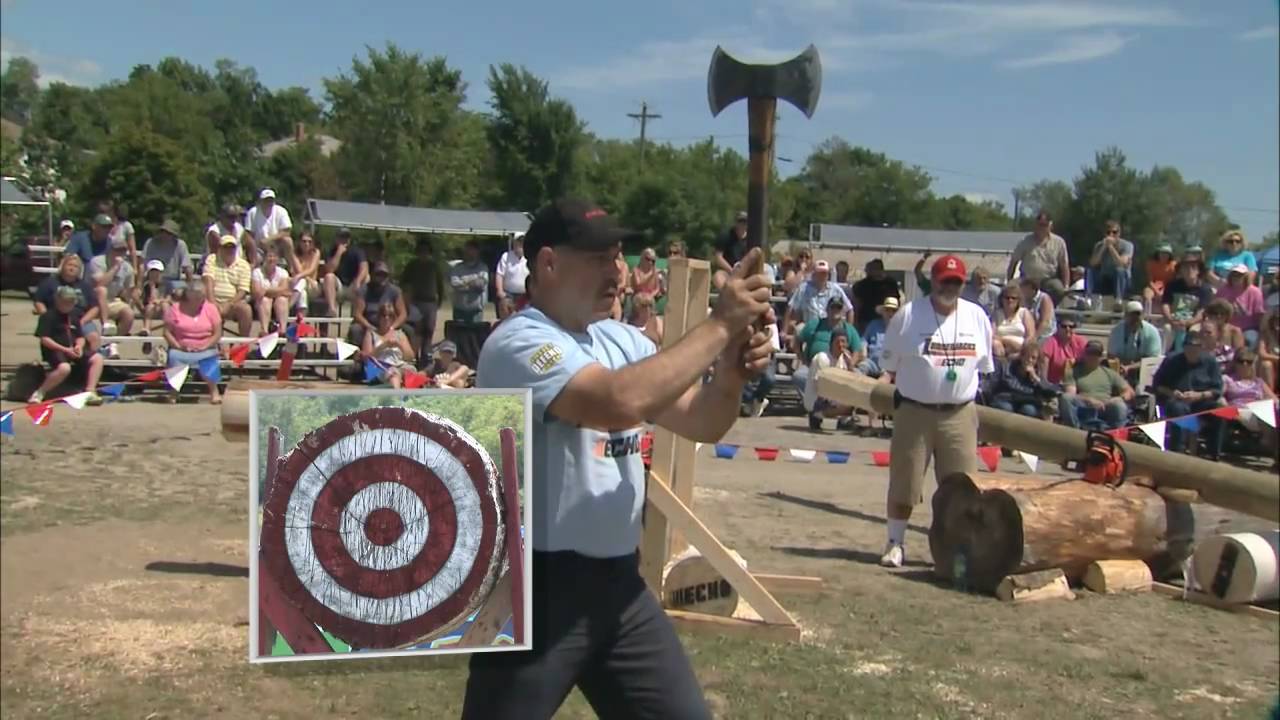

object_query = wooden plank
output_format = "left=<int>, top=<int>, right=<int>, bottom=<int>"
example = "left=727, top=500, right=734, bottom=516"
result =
left=258, top=563, right=332, bottom=655
left=498, top=427, right=525, bottom=645
left=669, top=262, right=710, bottom=557
left=666, top=609, right=801, bottom=643
left=455, top=572, right=515, bottom=648
left=754, top=573, right=825, bottom=594
left=1152, top=582, right=1280, bottom=621
left=647, top=471, right=794, bottom=626
left=257, top=428, right=281, bottom=658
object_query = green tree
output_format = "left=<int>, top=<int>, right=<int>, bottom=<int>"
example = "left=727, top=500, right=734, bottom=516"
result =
left=25, top=82, right=107, bottom=180
left=77, top=129, right=213, bottom=240
left=484, top=63, right=585, bottom=211
left=793, top=138, right=935, bottom=229
left=1012, top=180, right=1073, bottom=231
left=265, top=86, right=325, bottom=139
left=264, top=136, right=343, bottom=221
left=1140, top=165, right=1231, bottom=251
left=1, top=57, right=41, bottom=124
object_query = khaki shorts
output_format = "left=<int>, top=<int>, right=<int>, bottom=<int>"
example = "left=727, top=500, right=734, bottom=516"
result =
left=107, top=299, right=131, bottom=317
left=888, top=397, right=979, bottom=507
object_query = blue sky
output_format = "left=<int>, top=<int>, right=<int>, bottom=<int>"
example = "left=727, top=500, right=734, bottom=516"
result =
left=2, top=0, right=1277, bottom=242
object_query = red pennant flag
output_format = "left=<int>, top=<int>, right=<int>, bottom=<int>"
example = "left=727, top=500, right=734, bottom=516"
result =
left=1106, top=428, right=1130, bottom=441
left=135, top=369, right=165, bottom=382
left=403, top=371, right=429, bottom=389
left=977, top=445, right=1001, bottom=472
left=295, top=321, right=317, bottom=338
left=1209, top=406, right=1240, bottom=420
left=754, top=447, right=779, bottom=461
left=25, top=402, right=52, bottom=426
left=229, top=342, right=252, bottom=367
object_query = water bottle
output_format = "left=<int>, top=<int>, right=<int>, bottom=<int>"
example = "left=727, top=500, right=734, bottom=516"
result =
left=953, top=549, right=969, bottom=594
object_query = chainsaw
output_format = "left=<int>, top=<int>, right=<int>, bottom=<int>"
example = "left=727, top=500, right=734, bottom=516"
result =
left=1063, top=431, right=1128, bottom=489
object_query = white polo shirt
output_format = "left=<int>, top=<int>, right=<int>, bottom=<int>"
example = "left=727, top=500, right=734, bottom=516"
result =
left=881, top=296, right=994, bottom=404
left=245, top=204, right=292, bottom=243
left=496, top=250, right=529, bottom=296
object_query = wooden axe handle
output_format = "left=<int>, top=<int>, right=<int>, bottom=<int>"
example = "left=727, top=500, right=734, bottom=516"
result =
left=742, top=97, right=776, bottom=334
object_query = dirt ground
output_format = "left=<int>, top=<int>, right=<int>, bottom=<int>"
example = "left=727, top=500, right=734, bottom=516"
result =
left=1, top=295, right=1277, bottom=720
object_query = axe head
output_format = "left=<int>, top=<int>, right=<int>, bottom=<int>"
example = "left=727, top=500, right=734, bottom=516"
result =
left=708, top=44, right=822, bottom=118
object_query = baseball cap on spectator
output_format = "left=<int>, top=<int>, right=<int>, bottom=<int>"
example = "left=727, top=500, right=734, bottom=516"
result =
left=54, top=285, right=79, bottom=302
left=435, top=340, right=458, bottom=355
left=336, top=227, right=352, bottom=239
left=1184, top=245, right=1203, bottom=254
left=371, top=261, right=390, bottom=276
left=522, top=198, right=643, bottom=265
left=93, top=213, right=114, bottom=227
left=1125, top=300, right=1144, bottom=314
left=826, top=295, right=844, bottom=310
left=813, top=260, right=830, bottom=273
left=878, top=296, right=900, bottom=312
left=1155, top=243, right=1173, bottom=255
left=1084, top=340, right=1105, bottom=356
left=735, top=211, right=748, bottom=222
left=145, top=259, right=165, bottom=272
left=159, top=219, right=181, bottom=235
left=931, top=254, right=967, bottom=282
left=1183, top=332, right=1204, bottom=346
left=59, top=219, right=74, bottom=231
left=259, top=188, right=276, bottom=200
left=219, top=234, right=238, bottom=247
left=1229, top=264, right=1250, bottom=276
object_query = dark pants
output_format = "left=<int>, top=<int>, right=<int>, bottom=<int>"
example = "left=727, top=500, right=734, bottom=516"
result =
left=742, top=364, right=776, bottom=404
left=462, top=551, right=711, bottom=720
left=409, top=301, right=439, bottom=361
left=1161, top=398, right=1226, bottom=455
left=990, top=396, right=1041, bottom=419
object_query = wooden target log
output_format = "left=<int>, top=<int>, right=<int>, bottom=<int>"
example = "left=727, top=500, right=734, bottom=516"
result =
left=222, top=380, right=336, bottom=441
left=663, top=550, right=744, bottom=617
left=1190, top=531, right=1280, bottom=605
left=929, top=472, right=1195, bottom=595
left=260, top=406, right=507, bottom=650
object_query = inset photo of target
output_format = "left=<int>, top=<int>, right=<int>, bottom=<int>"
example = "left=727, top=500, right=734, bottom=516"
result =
left=247, top=388, right=531, bottom=664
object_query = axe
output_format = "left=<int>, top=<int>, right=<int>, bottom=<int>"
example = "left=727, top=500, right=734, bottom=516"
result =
left=708, top=44, right=822, bottom=277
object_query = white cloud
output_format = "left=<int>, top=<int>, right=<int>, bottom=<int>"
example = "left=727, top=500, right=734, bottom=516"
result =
left=1238, top=25, right=1279, bottom=42
left=1002, top=32, right=1134, bottom=69
left=0, top=35, right=103, bottom=87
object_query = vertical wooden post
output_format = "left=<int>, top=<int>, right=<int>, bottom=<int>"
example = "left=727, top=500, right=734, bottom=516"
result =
left=499, top=427, right=525, bottom=645
left=257, top=427, right=281, bottom=657
left=639, top=258, right=711, bottom=592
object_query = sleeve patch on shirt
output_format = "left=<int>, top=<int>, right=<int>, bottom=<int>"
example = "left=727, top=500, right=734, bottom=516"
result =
left=529, top=342, right=565, bottom=375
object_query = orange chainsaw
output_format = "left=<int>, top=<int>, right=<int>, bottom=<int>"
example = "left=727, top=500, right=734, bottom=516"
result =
left=1064, top=431, right=1128, bottom=489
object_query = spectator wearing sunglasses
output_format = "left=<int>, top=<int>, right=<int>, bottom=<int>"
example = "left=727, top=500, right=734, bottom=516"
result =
left=1087, top=220, right=1133, bottom=308
left=1039, top=319, right=1087, bottom=385
left=1207, top=230, right=1257, bottom=288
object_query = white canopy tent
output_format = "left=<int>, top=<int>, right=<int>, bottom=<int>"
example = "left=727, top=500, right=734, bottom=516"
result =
left=304, top=198, right=530, bottom=238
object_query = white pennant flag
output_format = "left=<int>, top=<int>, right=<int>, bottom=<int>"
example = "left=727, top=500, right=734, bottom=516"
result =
left=257, top=332, right=279, bottom=358
left=60, top=392, right=92, bottom=410
left=1245, top=400, right=1276, bottom=428
left=165, top=364, right=190, bottom=391
left=788, top=449, right=816, bottom=463
left=695, top=442, right=704, bottom=454
left=1138, top=421, right=1167, bottom=450
left=334, top=339, right=359, bottom=361
left=1015, top=451, right=1038, bottom=473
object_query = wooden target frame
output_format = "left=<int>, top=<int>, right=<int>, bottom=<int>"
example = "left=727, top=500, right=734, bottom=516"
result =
left=250, top=404, right=525, bottom=658
left=639, top=258, right=822, bottom=642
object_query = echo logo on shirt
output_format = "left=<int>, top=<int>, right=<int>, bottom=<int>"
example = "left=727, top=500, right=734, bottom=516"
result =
left=922, top=339, right=978, bottom=357
left=528, top=342, right=564, bottom=375
left=594, top=432, right=643, bottom=459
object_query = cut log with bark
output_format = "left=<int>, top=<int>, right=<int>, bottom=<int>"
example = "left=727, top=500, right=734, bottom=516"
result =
left=1082, top=560, right=1153, bottom=594
left=929, top=472, right=1195, bottom=595
left=220, top=380, right=338, bottom=441
left=996, top=569, right=1074, bottom=603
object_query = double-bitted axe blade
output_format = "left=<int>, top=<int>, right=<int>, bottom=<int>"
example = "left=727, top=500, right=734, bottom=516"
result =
left=707, top=44, right=822, bottom=118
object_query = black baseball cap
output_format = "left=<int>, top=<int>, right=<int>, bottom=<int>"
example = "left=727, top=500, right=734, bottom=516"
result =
left=523, top=199, right=643, bottom=263
left=1084, top=340, right=1104, bottom=355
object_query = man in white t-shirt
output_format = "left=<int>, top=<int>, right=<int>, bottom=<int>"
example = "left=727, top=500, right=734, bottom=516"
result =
left=878, top=254, right=994, bottom=568
left=244, top=188, right=292, bottom=266
left=494, top=233, right=529, bottom=319
left=206, top=203, right=249, bottom=260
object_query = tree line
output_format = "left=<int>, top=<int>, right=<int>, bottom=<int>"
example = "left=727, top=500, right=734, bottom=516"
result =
left=1, top=43, right=1269, bottom=268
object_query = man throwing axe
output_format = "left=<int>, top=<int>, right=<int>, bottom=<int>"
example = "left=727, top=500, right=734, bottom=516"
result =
left=878, top=254, right=994, bottom=568
left=463, top=198, right=775, bottom=720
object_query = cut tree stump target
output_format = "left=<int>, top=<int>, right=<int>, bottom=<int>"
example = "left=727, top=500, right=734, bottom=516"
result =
left=256, top=406, right=520, bottom=653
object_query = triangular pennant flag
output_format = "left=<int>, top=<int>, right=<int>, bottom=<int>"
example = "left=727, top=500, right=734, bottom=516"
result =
left=1138, top=421, right=1167, bottom=450
left=364, top=359, right=384, bottom=383
left=165, top=364, right=190, bottom=391
left=1245, top=399, right=1276, bottom=428
left=26, top=403, right=52, bottom=426
left=229, top=342, right=252, bottom=367
left=197, top=355, right=222, bottom=383
left=0, top=411, right=14, bottom=437
left=285, top=324, right=298, bottom=342
left=825, top=450, right=850, bottom=464
left=60, top=392, right=92, bottom=410
left=1106, top=428, right=1130, bottom=441
left=135, top=369, right=164, bottom=382
left=695, top=442, right=704, bottom=454
left=1171, top=415, right=1200, bottom=433
left=1208, top=406, right=1240, bottom=420
left=257, top=332, right=279, bottom=358
left=713, top=443, right=739, bottom=459
left=335, top=340, right=359, bottom=361
left=100, top=383, right=126, bottom=398
left=1015, top=451, right=1039, bottom=473
left=754, top=447, right=779, bottom=461
left=404, top=371, right=429, bottom=389
left=788, top=449, right=816, bottom=462
left=977, top=445, right=1001, bottom=472
left=295, top=320, right=317, bottom=338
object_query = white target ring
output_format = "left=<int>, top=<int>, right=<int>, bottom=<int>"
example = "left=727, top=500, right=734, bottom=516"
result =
left=338, top=482, right=431, bottom=572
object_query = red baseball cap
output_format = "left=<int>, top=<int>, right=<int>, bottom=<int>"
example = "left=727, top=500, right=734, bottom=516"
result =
left=931, top=254, right=967, bottom=283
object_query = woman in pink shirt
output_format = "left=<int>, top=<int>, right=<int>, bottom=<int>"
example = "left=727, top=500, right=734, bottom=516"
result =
left=1215, top=264, right=1265, bottom=348
left=1037, top=319, right=1087, bottom=385
left=1223, top=350, right=1277, bottom=461
left=163, top=284, right=224, bottom=404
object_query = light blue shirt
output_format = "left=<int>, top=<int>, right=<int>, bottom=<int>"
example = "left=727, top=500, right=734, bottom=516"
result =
left=787, top=281, right=853, bottom=325
left=1107, top=319, right=1163, bottom=364
left=863, top=317, right=887, bottom=362
left=476, top=307, right=657, bottom=558
left=1208, top=249, right=1258, bottom=279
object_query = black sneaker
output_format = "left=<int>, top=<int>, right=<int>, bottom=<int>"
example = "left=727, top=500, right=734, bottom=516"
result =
left=808, top=413, right=823, bottom=431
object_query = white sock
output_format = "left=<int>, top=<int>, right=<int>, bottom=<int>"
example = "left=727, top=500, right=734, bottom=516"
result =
left=887, top=519, right=907, bottom=546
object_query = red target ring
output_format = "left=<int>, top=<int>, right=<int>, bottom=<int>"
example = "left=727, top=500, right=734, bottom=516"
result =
left=260, top=406, right=505, bottom=650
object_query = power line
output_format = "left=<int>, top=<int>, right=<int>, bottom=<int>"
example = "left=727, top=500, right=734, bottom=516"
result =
left=626, top=102, right=662, bottom=174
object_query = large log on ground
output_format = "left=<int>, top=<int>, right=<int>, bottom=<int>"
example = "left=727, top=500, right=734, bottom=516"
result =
left=929, top=472, right=1195, bottom=595
left=816, top=367, right=1280, bottom=522
left=220, top=380, right=340, bottom=441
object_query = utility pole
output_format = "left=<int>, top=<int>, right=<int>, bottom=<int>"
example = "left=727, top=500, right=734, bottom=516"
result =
left=1011, top=189, right=1021, bottom=231
left=627, top=102, right=661, bottom=173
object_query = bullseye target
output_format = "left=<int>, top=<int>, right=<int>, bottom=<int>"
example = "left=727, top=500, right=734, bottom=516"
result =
left=260, top=406, right=506, bottom=650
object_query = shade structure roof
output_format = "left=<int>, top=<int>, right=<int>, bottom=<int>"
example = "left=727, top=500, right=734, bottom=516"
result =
left=1, top=177, right=46, bottom=206
left=306, top=198, right=530, bottom=237
left=811, top=223, right=1025, bottom=254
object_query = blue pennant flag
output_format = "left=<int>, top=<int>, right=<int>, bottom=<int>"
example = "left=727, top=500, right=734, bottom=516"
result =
left=1171, top=416, right=1200, bottom=433
left=713, top=443, right=739, bottom=459
left=0, top=411, right=13, bottom=437
left=363, top=358, right=384, bottom=384
left=197, top=355, right=222, bottom=383
left=100, top=383, right=126, bottom=399
left=825, top=451, right=851, bottom=464
left=285, top=324, right=299, bottom=343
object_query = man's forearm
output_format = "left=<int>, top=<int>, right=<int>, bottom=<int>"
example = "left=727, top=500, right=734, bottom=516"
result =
left=678, top=373, right=743, bottom=442
left=615, top=318, right=734, bottom=423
